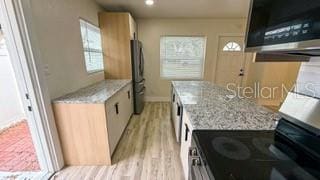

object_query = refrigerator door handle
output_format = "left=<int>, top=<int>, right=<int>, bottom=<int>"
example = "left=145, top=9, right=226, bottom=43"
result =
left=139, top=91, right=145, bottom=95
left=139, top=87, right=146, bottom=95
left=139, top=47, right=144, bottom=75
left=137, top=79, right=145, bottom=85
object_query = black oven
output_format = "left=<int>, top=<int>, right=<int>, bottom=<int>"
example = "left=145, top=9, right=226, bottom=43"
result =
left=188, top=138, right=211, bottom=180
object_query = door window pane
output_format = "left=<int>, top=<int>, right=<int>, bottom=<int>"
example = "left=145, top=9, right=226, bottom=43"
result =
left=223, top=42, right=242, bottom=52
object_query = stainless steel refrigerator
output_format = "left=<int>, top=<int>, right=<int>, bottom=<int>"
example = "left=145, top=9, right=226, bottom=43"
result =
left=131, top=40, right=145, bottom=114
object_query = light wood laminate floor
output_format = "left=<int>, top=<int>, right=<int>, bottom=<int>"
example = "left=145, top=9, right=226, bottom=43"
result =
left=51, top=102, right=184, bottom=180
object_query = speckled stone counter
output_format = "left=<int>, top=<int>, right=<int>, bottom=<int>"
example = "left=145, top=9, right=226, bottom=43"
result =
left=172, top=81, right=280, bottom=130
left=53, top=79, right=131, bottom=104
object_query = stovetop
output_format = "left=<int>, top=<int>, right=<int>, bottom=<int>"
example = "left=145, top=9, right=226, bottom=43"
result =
left=193, top=130, right=320, bottom=180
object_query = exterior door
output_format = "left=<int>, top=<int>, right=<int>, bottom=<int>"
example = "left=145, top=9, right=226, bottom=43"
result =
left=214, top=36, right=247, bottom=88
left=0, top=0, right=63, bottom=177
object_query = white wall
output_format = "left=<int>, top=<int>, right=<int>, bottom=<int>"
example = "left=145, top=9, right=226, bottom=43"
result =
left=24, top=0, right=105, bottom=99
left=296, top=57, right=320, bottom=98
left=137, top=18, right=247, bottom=100
left=0, top=37, right=25, bottom=129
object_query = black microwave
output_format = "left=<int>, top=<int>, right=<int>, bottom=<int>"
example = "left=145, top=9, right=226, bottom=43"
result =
left=245, top=0, right=320, bottom=53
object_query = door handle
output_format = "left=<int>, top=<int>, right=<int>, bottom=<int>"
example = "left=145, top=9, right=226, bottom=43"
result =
left=239, top=69, right=244, bottom=76
left=127, top=91, right=131, bottom=99
left=172, top=93, right=175, bottom=102
left=115, top=103, right=119, bottom=115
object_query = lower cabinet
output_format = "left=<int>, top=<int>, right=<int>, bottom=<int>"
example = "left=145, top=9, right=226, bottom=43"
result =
left=171, top=86, right=193, bottom=179
left=171, top=87, right=177, bottom=125
left=180, top=110, right=193, bottom=179
left=171, top=88, right=181, bottom=142
left=106, top=84, right=133, bottom=155
left=53, top=83, right=133, bottom=165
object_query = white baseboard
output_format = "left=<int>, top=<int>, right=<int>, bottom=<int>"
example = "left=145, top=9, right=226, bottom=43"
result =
left=145, top=96, right=170, bottom=102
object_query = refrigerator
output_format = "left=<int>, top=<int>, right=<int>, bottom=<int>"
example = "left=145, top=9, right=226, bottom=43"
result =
left=131, top=40, right=145, bottom=114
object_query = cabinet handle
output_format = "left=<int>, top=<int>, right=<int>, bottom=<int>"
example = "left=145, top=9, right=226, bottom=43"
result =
left=185, top=124, right=189, bottom=141
left=115, top=103, right=119, bottom=115
left=172, top=93, right=175, bottom=102
left=127, top=91, right=131, bottom=99
left=177, top=103, right=181, bottom=116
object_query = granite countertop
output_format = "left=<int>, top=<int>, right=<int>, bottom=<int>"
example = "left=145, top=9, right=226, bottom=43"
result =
left=172, top=81, right=280, bottom=130
left=53, top=79, right=131, bottom=104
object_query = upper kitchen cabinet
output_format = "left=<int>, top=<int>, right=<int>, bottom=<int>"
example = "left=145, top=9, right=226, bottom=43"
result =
left=99, top=12, right=137, bottom=79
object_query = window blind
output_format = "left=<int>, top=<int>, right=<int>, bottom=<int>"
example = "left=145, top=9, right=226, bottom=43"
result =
left=160, top=36, right=206, bottom=79
left=80, top=19, right=104, bottom=73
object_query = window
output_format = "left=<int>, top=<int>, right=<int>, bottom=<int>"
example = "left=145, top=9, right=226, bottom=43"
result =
left=160, top=36, right=206, bottom=79
left=222, top=42, right=242, bottom=52
left=80, top=19, right=104, bottom=73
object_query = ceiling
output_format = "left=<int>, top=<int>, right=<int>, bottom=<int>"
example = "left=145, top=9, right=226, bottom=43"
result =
left=95, top=0, right=251, bottom=18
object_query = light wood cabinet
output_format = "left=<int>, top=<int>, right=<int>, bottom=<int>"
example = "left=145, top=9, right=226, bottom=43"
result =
left=53, top=103, right=110, bottom=165
left=99, top=12, right=137, bottom=79
left=129, top=16, right=137, bottom=40
left=53, top=83, right=133, bottom=165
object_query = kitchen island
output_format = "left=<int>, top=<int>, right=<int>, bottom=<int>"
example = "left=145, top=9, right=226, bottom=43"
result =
left=172, top=81, right=279, bottom=130
left=171, top=81, right=280, bottom=178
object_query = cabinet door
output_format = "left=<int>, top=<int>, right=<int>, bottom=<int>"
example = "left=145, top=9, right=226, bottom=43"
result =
left=123, top=84, right=133, bottom=123
left=99, top=12, right=132, bottom=79
left=118, top=84, right=133, bottom=129
left=106, top=96, right=123, bottom=155
left=126, top=85, right=133, bottom=121
left=180, top=110, right=193, bottom=179
left=106, top=84, right=133, bottom=155
left=171, top=88, right=177, bottom=126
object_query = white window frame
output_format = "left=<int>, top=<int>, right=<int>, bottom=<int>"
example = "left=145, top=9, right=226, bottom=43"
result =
left=0, top=0, right=63, bottom=178
left=79, top=19, right=104, bottom=74
left=160, top=35, right=207, bottom=80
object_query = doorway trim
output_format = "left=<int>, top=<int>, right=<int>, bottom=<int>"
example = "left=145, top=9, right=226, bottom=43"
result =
left=0, top=0, right=64, bottom=177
